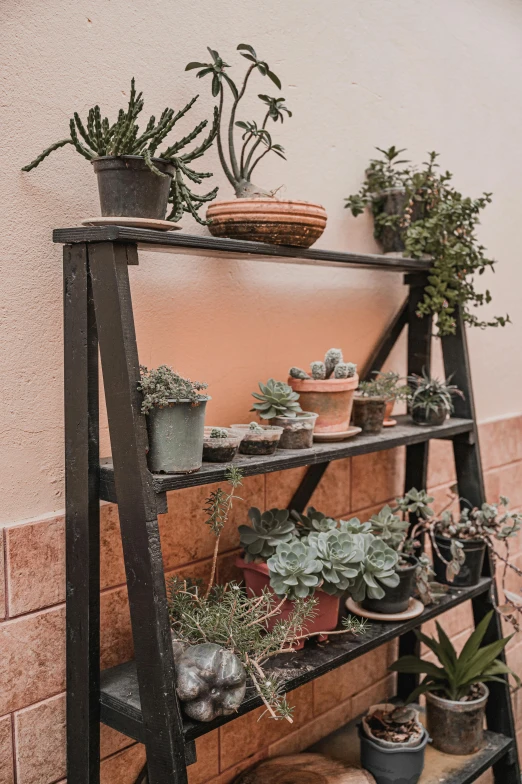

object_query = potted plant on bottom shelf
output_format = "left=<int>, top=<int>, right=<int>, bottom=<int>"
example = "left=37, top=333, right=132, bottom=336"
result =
left=187, top=44, right=327, bottom=247
left=23, top=79, right=219, bottom=225
left=288, top=348, right=359, bottom=437
left=250, top=378, right=317, bottom=449
left=390, top=612, right=520, bottom=755
left=408, top=370, right=464, bottom=426
left=359, top=704, right=429, bottom=784
left=139, top=365, right=210, bottom=474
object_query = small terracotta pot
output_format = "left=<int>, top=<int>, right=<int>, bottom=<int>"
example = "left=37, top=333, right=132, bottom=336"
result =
left=237, top=558, right=339, bottom=649
left=288, top=375, right=359, bottom=434
left=383, top=399, right=395, bottom=425
left=206, top=198, right=327, bottom=248
left=352, top=396, right=387, bottom=434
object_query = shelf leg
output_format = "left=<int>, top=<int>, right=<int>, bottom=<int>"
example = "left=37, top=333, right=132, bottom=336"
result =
left=64, top=244, right=100, bottom=783
left=89, top=241, right=188, bottom=784
left=288, top=463, right=330, bottom=513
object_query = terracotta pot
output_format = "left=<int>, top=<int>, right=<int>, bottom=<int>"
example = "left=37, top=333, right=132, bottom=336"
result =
left=206, top=199, right=327, bottom=248
left=384, top=399, right=395, bottom=425
left=288, top=375, right=359, bottom=434
left=237, top=557, right=339, bottom=649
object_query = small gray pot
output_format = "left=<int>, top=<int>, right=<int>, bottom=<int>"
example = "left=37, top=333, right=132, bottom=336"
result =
left=359, top=726, right=428, bottom=784
left=426, top=684, right=488, bottom=755
left=92, top=155, right=175, bottom=218
left=147, top=397, right=209, bottom=474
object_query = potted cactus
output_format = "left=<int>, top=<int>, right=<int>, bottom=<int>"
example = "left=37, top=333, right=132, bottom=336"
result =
left=23, top=79, right=218, bottom=224
left=408, top=370, right=463, bottom=426
left=359, top=704, right=428, bottom=784
left=203, top=427, right=243, bottom=463
left=186, top=44, right=327, bottom=247
left=139, top=365, right=209, bottom=473
left=230, top=421, right=283, bottom=455
left=250, top=378, right=317, bottom=449
left=288, top=349, right=359, bottom=437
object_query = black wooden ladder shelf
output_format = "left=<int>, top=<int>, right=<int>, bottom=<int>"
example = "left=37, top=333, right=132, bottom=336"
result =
left=56, top=226, right=520, bottom=784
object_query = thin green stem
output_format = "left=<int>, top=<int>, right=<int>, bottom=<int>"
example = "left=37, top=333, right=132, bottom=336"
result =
left=228, top=64, right=256, bottom=181
left=244, top=110, right=270, bottom=176
left=216, top=87, right=236, bottom=187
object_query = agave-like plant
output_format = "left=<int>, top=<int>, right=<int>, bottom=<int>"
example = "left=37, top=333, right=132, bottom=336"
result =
left=350, top=535, right=400, bottom=602
left=251, top=379, right=302, bottom=419
left=238, top=508, right=296, bottom=562
left=307, top=530, right=364, bottom=595
left=267, top=540, right=322, bottom=599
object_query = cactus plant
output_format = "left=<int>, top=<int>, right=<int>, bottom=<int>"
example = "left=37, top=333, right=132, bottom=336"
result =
left=324, top=348, right=343, bottom=378
left=210, top=428, right=228, bottom=438
left=238, top=507, right=296, bottom=562
left=334, top=362, right=357, bottom=379
left=308, top=529, right=365, bottom=595
left=267, top=540, right=322, bottom=599
left=288, top=349, right=357, bottom=384
left=251, top=379, right=302, bottom=419
left=310, top=361, right=327, bottom=380
left=22, top=78, right=219, bottom=225
left=248, top=421, right=264, bottom=431
left=289, top=367, right=310, bottom=380
left=349, top=535, right=400, bottom=602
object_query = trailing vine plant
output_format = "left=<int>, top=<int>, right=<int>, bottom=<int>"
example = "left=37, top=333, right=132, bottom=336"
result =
left=345, top=147, right=510, bottom=336
left=23, top=78, right=219, bottom=224
left=186, top=44, right=291, bottom=198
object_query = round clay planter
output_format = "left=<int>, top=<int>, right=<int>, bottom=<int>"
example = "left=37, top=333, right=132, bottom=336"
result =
left=288, top=375, right=359, bottom=434
left=352, top=396, right=387, bottom=434
left=362, top=555, right=418, bottom=614
left=202, top=427, right=242, bottom=463
left=426, top=684, right=489, bottom=755
left=237, top=557, right=339, bottom=649
left=411, top=405, right=448, bottom=427
left=359, top=725, right=428, bottom=784
left=372, top=188, right=426, bottom=254
left=146, top=397, right=209, bottom=474
left=271, top=412, right=318, bottom=449
left=432, top=535, right=486, bottom=587
left=92, top=155, right=175, bottom=218
left=230, top=424, right=283, bottom=456
left=206, top=199, right=327, bottom=248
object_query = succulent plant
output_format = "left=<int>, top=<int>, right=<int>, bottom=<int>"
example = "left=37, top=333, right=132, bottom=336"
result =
left=339, top=517, right=372, bottom=534
left=289, top=367, right=311, bottom=380
left=138, top=365, right=208, bottom=414
left=310, top=361, right=326, bottom=380
left=408, top=370, right=464, bottom=416
left=325, top=348, right=343, bottom=378
left=292, top=507, right=338, bottom=535
left=394, top=488, right=434, bottom=519
left=267, top=540, right=322, bottom=599
left=349, top=534, right=400, bottom=602
left=248, top=421, right=264, bottom=431
left=238, top=507, right=296, bottom=562
left=369, top=505, right=410, bottom=550
left=308, top=529, right=364, bottom=595
left=334, top=362, right=357, bottom=379
left=251, top=379, right=302, bottom=419
left=361, top=371, right=410, bottom=402
left=210, top=428, right=228, bottom=438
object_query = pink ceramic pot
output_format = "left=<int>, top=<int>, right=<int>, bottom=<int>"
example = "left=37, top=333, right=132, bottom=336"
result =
left=288, top=375, right=359, bottom=433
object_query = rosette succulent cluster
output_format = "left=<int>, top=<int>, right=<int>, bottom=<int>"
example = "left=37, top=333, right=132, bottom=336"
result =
left=369, top=506, right=410, bottom=550
left=267, top=540, right=322, bottom=599
left=251, top=379, right=302, bottom=419
left=238, top=507, right=296, bottom=562
left=349, top=534, right=400, bottom=602
left=307, top=529, right=364, bottom=595
left=288, top=348, right=357, bottom=382
left=292, top=506, right=339, bottom=535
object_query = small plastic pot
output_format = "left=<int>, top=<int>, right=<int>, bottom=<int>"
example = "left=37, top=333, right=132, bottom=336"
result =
left=411, top=405, right=448, bottom=427
left=271, top=412, right=318, bottom=449
left=91, top=155, right=175, bottom=218
left=288, top=375, right=359, bottom=434
left=362, top=555, right=418, bottom=614
left=146, top=397, right=209, bottom=474
left=231, top=424, right=283, bottom=456
left=202, top=428, right=242, bottom=463
left=359, top=725, right=429, bottom=784
left=426, top=684, right=488, bottom=754
left=432, top=535, right=486, bottom=587
left=352, top=396, right=387, bottom=434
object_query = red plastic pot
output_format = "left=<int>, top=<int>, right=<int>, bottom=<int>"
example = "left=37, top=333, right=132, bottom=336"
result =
left=236, top=557, right=340, bottom=649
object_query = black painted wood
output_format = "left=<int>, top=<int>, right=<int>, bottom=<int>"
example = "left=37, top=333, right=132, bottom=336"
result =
left=360, top=297, right=409, bottom=381
left=99, top=416, right=474, bottom=508
left=64, top=244, right=101, bottom=784
left=53, top=227, right=431, bottom=272
left=288, top=463, right=330, bottom=514
left=99, top=579, right=491, bottom=744
left=89, top=242, right=188, bottom=784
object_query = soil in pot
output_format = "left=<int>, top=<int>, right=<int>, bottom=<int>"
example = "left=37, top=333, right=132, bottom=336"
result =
left=92, top=155, right=175, bottom=219
left=362, top=555, right=418, bottom=614
left=372, top=188, right=426, bottom=254
left=206, top=199, right=327, bottom=248
left=147, top=397, right=209, bottom=474
left=288, top=375, right=359, bottom=434
left=432, top=535, right=486, bottom=587
left=237, top=557, right=339, bottom=649
left=411, top=405, right=447, bottom=427
left=202, top=428, right=242, bottom=463
left=271, top=412, right=318, bottom=449
left=352, top=396, right=387, bottom=434
left=359, top=725, right=428, bottom=784
left=231, top=424, right=283, bottom=456
left=426, top=684, right=488, bottom=755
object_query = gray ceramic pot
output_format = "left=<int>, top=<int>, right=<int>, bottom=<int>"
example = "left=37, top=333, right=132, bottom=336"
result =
left=92, top=155, right=175, bottom=218
left=426, top=684, right=489, bottom=755
left=359, top=725, right=428, bottom=784
left=146, top=397, right=209, bottom=474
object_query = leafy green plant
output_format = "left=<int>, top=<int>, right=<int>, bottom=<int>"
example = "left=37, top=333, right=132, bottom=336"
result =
left=390, top=611, right=520, bottom=702
left=359, top=371, right=410, bottom=401
left=186, top=44, right=289, bottom=198
left=251, top=379, right=302, bottom=419
left=345, top=147, right=510, bottom=335
left=138, top=365, right=208, bottom=414
left=238, top=508, right=296, bottom=561
left=288, top=348, right=357, bottom=382
left=408, top=370, right=464, bottom=417
left=22, top=78, right=219, bottom=225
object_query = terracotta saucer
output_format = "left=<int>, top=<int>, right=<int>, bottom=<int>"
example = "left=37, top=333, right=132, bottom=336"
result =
left=313, top=426, right=362, bottom=443
left=346, top=596, right=424, bottom=621
left=383, top=418, right=397, bottom=427
left=82, top=217, right=182, bottom=232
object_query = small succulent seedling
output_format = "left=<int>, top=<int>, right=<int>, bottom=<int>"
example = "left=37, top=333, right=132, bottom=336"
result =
left=210, top=428, right=228, bottom=438
left=248, top=421, right=264, bottom=431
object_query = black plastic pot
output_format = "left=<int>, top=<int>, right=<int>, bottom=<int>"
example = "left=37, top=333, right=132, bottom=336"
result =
left=91, top=155, right=175, bottom=218
left=426, top=684, right=488, bottom=754
left=432, top=535, right=486, bottom=587
left=352, top=396, right=386, bottom=434
left=411, top=405, right=447, bottom=427
left=359, top=726, right=428, bottom=784
left=373, top=188, right=426, bottom=254
left=362, top=556, right=418, bottom=614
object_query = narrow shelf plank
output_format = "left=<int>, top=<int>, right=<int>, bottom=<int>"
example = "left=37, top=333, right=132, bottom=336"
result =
left=309, top=707, right=512, bottom=784
left=99, top=416, right=474, bottom=507
left=53, top=226, right=431, bottom=272
left=99, top=577, right=491, bottom=745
